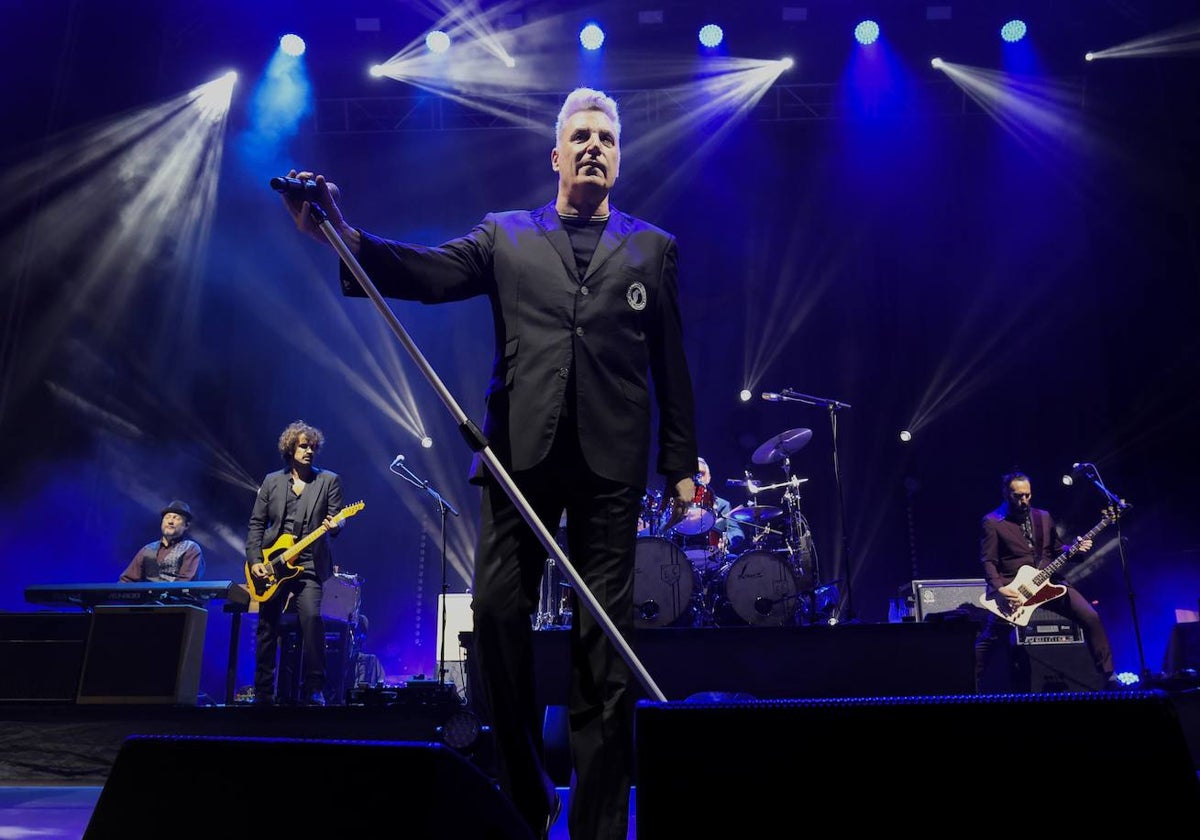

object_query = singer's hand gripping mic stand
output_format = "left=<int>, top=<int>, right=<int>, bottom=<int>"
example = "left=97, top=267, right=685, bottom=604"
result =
left=299, top=197, right=670, bottom=703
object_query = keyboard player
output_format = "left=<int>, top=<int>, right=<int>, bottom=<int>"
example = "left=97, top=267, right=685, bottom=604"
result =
left=118, top=499, right=206, bottom=583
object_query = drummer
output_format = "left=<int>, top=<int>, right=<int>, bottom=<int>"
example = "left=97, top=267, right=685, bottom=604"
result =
left=674, top=457, right=745, bottom=564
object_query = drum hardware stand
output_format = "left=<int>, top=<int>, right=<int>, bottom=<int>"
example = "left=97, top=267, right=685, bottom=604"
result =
left=766, top=388, right=856, bottom=622
left=390, top=453, right=461, bottom=691
left=290, top=187, right=671, bottom=702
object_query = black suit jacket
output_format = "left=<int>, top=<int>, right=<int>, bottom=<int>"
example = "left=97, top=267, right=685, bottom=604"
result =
left=979, top=505, right=1063, bottom=590
left=244, top=468, right=343, bottom=581
left=342, top=202, right=697, bottom=489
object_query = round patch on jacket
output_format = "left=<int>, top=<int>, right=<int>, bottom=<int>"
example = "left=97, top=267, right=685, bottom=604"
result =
left=626, top=281, right=647, bottom=311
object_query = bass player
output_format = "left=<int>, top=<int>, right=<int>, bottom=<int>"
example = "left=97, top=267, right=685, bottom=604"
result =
left=973, top=470, right=1117, bottom=690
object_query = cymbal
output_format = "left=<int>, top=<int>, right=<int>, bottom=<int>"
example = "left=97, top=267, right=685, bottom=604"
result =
left=729, top=504, right=784, bottom=523
left=751, top=428, right=813, bottom=465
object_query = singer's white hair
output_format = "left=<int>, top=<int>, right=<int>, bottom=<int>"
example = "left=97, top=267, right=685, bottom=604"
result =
left=554, top=87, right=621, bottom=143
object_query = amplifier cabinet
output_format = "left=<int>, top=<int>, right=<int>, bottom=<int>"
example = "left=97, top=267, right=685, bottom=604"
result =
left=911, top=578, right=987, bottom=622
left=0, top=612, right=91, bottom=702
left=76, top=605, right=207, bottom=705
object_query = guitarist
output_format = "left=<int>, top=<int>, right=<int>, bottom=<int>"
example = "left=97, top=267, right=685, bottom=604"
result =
left=245, top=420, right=346, bottom=706
left=973, top=470, right=1116, bottom=690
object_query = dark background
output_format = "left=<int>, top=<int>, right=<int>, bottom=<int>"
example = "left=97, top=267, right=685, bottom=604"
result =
left=2, top=1, right=1197, bottom=697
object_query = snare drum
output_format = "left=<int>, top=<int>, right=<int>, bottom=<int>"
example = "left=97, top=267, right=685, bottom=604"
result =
left=633, top=537, right=697, bottom=628
left=677, top=527, right=726, bottom=573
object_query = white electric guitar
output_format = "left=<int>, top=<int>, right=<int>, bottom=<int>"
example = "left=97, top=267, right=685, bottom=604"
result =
left=978, top=506, right=1122, bottom=627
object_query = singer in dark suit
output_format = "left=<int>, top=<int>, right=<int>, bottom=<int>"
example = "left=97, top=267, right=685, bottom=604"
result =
left=281, top=87, right=698, bottom=840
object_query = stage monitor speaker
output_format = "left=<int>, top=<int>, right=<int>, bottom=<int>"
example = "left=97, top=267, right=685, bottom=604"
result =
left=84, top=735, right=534, bottom=839
left=636, top=692, right=1200, bottom=834
left=76, top=605, right=206, bottom=705
left=0, top=612, right=91, bottom=702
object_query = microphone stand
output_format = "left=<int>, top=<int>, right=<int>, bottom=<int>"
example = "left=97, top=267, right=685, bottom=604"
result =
left=391, top=457, right=459, bottom=690
left=298, top=198, right=671, bottom=703
left=776, top=388, right=856, bottom=622
left=1079, top=466, right=1145, bottom=680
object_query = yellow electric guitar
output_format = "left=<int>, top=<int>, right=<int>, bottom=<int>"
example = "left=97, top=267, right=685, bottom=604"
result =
left=246, top=501, right=365, bottom=604
left=977, top=505, right=1121, bottom=627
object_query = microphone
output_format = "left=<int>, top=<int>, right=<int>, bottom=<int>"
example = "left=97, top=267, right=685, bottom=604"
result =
left=761, top=392, right=784, bottom=402
left=390, top=454, right=405, bottom=469
left=269, top=176, right=320, bottom=199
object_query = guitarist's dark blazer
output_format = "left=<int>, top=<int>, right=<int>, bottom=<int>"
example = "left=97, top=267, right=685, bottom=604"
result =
left=980, top=506, right=1062, bottom=590
left=341, top=202, right=697, bottom=489
left=244, top=468, right=344, bottom=582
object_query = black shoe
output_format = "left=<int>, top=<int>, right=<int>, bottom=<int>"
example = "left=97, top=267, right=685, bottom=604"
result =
left=1103, top=674, right=1124, bottom=691
left=305, top=691, right=327, bottom=707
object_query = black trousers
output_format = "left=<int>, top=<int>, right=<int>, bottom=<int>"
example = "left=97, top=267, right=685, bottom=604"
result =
left=254, top=569, right=326, bottom=700
left=471, top=418, right=642, bottom=840
left=975, top=583, right=1114, bottom=685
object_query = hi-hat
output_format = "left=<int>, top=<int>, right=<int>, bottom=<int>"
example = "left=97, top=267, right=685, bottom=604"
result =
left=751, top=428, right=813, bottom=465
left=729, top=504, right=784, bottom=523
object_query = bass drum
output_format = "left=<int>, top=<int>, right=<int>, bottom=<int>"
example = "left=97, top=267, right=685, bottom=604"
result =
left=715, top=550, right=798, bottom=627
left=633, top=537, right=696, bottom=628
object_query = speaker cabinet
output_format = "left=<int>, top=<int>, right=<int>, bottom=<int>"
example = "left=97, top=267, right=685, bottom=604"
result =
left=278, top=617, right=355, bottom=704
left=912, top=578, right=987, bottom=622
left=76, top=605, right=206, bottom=705
left=85, top=735, right=534, bottom=839
left=635, top=693, right=1200, bottom=834
left=0, top=612, right=91, bottom=702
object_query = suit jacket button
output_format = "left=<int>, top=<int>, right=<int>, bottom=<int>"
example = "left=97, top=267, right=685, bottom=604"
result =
left=575, top=326, right=584, bottom=336
left=579, top=286, right=590, bottom=295
left=558, top=368, right=569, bottom=379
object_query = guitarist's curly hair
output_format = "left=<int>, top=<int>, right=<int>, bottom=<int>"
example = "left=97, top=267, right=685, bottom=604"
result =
left=278, top=420, right=325, bottom=463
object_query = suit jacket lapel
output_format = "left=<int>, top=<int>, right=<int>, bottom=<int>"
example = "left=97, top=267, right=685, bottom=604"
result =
left=582, top=207, right=629, bottom=283
left=532, top=203, right=578, bottom=279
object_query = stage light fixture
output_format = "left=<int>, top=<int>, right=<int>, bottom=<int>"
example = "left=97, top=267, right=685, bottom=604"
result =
left=854, top=20, right=880, bottom=46
left=698, top=24, right=724, bottom=48
left=739, top=389, right=753, bottom=402
left=931, top=57, right=944, bottom=69
left=899, top=430, right=912, bottom=443
left=421, top=436, right=433, bottom=449
left=279, top=34, right=306, bottom=57
left=579, top=22, right=605, bottom=51
left=426, top=30, right=451, bottom=54
left=1000, top=19, right=1027, bottom=43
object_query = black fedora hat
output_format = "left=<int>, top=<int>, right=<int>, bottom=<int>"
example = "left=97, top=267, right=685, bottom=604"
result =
left=160, top=500, right=193, bottom=521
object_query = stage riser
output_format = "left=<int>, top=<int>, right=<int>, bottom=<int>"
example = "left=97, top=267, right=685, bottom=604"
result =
left=465, top=623, right=980, bottom=714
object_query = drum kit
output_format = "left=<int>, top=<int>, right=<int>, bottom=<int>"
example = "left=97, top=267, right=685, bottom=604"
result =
left=633, top=427, right=826, bottom=629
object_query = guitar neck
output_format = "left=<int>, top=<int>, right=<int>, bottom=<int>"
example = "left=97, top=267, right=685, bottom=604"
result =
left=1032, top=514, right=1113, bottom=586
left=279, top=523, right=330, bottom=564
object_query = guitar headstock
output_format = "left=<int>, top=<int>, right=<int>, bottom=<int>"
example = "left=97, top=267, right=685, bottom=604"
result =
left=338, top=500, right=365, bottom=521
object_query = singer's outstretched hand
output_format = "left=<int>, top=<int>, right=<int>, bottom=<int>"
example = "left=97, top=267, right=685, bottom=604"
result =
left=280, top=170, right=361, bottom=254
